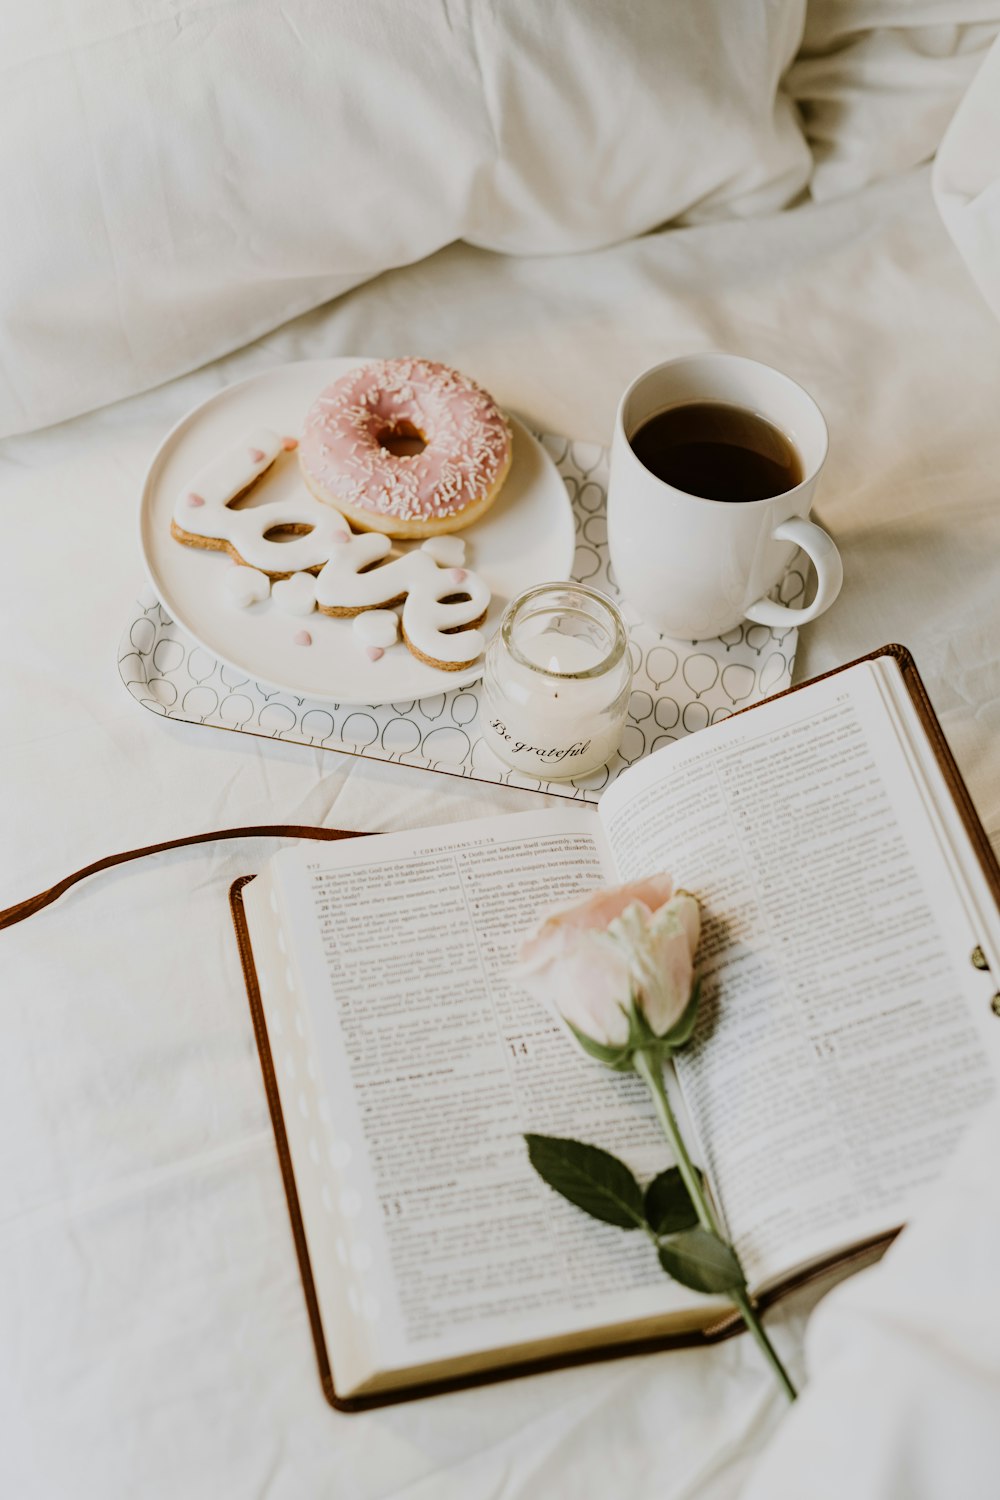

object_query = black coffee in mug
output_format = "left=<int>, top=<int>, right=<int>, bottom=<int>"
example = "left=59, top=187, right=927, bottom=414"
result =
left=629, top=401, right=803, bottom=504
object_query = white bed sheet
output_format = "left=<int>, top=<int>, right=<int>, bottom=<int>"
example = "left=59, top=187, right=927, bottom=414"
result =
left=2, top=164, right=1000, bottom=1500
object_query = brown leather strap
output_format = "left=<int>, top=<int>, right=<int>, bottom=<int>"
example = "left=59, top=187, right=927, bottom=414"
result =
left=0, top=824, right=366, bottom=932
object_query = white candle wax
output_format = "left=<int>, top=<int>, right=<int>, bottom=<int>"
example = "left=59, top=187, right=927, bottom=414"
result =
left=516, top=629, right=603, bottom=675
left=481, top=625, right=628, bottom=780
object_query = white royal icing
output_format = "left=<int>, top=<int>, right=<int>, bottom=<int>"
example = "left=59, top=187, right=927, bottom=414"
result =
left=224, top=565, right=271, bottom=608
left=402, top=564, right=490, bottom=664
left=420, top=536, right=467, bottom=567
left=316, top=541, right=490, bottom=664
left=176, top=427, right=489, bottom=663
left=351, top=610, right=399, bottom=651
left=271, top=572, right=318, bottom=617
left=174, top=428, right=351, bottom=574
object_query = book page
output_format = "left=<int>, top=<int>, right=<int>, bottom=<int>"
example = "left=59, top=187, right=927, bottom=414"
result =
left=600, top=660, right=998, bottom=1287
left=273, top=810, right=722, bottom=1378
left=871, top=655, right=1000, bottom=985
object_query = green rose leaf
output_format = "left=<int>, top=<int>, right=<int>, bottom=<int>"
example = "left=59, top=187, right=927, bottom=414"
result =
left=657, top=1227, right=746, bottom=1294
left=525, top=1134, right=645, bottom=1229
left=643, top=1166, right=700, bottom=1235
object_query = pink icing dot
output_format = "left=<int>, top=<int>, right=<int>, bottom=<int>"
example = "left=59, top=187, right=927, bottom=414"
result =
left=281, top=436, right=299, bottom=451
left=293, top=630, right=313, bottom=647
left=366, top=646, right=384, bottom=662
left=249, top=447, right=266, bottom=463
left=186, top=492, right=205, bottom=507
left=449, top=568, right=467, bottom=584
left=333, top=529, right=351, bottom=544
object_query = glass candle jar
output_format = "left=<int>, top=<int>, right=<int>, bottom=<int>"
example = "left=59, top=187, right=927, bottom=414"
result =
left=480, top=583, right=633, bottom=780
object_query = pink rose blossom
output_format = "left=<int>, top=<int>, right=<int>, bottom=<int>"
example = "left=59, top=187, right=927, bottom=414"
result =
left=519, top=877, right=701, bottom=1051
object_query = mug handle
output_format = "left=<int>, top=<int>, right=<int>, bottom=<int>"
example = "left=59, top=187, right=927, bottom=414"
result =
left=743, top=518, right=844, bottom=628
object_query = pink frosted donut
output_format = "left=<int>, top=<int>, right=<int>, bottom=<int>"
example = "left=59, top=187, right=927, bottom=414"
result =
left=299, top=357, right=513, bottom=539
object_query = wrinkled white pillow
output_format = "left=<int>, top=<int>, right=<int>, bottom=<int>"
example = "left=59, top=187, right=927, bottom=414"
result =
left=0, top=1, right=809, bottom=438
left=787, top=2, right=1000, bottom=201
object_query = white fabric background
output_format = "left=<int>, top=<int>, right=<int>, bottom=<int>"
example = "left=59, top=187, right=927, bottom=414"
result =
left=789, top=1, right=1000, bottom=199
left=739, top=1100, right=1000, bottom=1500
left=0, top=0, right=809, bottom=437
left=3, top=159, right=1000, bottom=1498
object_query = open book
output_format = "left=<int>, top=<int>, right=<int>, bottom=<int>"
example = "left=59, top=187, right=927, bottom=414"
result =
left=232, top=646, right=1000, bottom=1409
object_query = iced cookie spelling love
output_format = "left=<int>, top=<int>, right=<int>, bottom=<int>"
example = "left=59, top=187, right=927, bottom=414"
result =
left=171, top=428, right=491, bottom=669
left=169, top=429, right=345, bottom=577
left=316, top=538, right=489, bottom=671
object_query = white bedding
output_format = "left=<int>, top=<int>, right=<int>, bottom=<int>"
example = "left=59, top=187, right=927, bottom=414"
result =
left=0, top=0, right=809, bottom=438
left=3, top=163, right=1000, bottom=1499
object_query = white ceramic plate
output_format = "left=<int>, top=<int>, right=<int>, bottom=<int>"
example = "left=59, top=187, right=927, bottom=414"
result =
left=139, top=359, right=575, bottom=704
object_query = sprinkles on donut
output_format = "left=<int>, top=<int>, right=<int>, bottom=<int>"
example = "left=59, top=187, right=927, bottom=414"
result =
left=298, top=357, right=513, bottom=539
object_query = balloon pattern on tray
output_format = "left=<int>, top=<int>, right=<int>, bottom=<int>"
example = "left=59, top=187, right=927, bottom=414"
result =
left=119, top=434, right=802, bottom=802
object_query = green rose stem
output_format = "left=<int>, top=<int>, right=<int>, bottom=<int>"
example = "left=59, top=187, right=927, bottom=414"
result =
left=633, top=1047, right=798, bottom=1402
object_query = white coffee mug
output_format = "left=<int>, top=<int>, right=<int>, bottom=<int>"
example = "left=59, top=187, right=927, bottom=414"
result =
left=607, top=353, right=843, bottom=639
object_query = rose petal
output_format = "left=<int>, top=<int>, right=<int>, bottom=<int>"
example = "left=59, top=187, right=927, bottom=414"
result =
left=522, top=931, right=632, bottom=1048
left=640, top=920, right=694, bottom=1034
left=520, top=875, right=674, bottom=965
left=670, top=891, right=701, bottom=955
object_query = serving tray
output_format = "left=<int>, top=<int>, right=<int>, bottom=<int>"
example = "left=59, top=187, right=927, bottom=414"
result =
left=119, top=434, right=802, bottom=801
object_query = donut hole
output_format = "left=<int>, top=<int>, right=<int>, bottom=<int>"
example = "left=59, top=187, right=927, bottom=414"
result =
left=263, top=522, right=315, bottom=543
left=376, top=420, right=427, bottom=458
